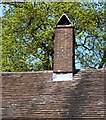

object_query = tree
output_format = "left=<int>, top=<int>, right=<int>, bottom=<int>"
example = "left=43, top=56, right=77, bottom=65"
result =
left=1, top=2, right=106, bottom=72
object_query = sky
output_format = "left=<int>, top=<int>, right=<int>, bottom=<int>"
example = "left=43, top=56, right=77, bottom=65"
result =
left=0, top=2, right=82, bottom=69
left=0, top=1, right=104, bottom=69
left=0, top=0, right=102, bottom=17
left=0, top=4, right=3, bottom=17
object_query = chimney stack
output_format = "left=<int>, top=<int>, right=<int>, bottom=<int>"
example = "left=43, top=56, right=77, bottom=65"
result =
left=53, top=14, right=75, bottom=81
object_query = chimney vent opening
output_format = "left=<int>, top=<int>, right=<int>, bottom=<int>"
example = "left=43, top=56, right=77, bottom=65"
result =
left=56, top=13, right=72, bottom=26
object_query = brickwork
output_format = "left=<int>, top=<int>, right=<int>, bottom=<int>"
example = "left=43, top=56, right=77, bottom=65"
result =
left=53, top=25, right=75, bottom=73
left=2, top=69, right=105, bottom=119
left=53, top=14, right=75, bottom=73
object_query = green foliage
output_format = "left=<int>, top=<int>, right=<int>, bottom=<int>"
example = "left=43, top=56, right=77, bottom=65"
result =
left=1, top=2, right=106, bottom=71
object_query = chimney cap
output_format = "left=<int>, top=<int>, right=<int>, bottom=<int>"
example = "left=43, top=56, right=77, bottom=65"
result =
left=56, top=13, right=73, bottom=26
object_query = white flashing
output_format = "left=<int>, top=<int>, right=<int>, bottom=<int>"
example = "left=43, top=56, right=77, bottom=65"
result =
left=52, top=73, right=73, bottom=81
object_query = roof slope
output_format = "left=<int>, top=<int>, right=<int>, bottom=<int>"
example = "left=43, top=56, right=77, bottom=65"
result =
left=2, top=69, right=105, bottom=119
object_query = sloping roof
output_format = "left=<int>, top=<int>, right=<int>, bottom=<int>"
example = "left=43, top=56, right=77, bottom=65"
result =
left=2, top=69, right=106, bottom=119
left=56, top=13, right=72, bottom=25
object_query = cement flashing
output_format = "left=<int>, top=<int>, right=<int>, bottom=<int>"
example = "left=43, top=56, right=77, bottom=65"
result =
left=52, top=73, right=73, bottom=81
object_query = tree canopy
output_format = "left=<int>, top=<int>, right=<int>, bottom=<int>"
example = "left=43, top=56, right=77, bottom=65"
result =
left=1, top=2, right=106, bottom=72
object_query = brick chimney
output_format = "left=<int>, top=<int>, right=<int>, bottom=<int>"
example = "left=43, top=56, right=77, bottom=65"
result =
left=53, top=14, right=75, bottom=81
